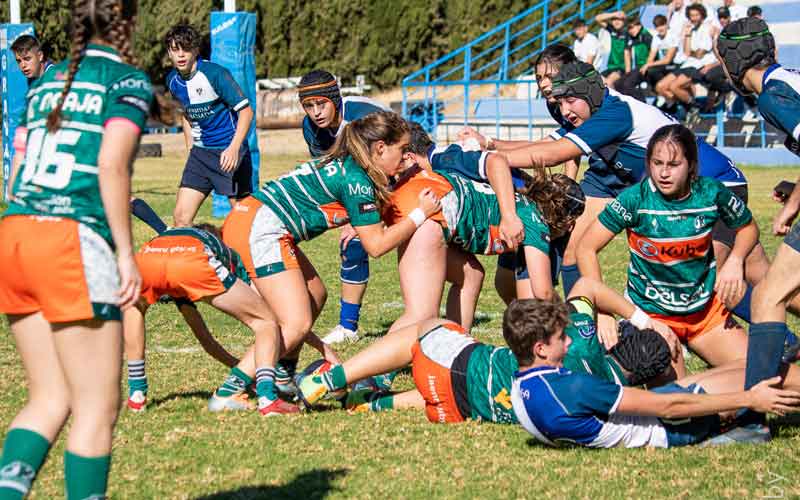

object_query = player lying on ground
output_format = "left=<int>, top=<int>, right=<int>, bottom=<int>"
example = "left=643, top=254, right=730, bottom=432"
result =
left=165, top=24, right=255, bottom=227
left=384, top=125, right=584, bottom=333
left=123, top=224, right=341, bottom=414
left=221, top=111, right=440, bottom=414
left=578, top=124, right=799, bottom=371
left=0, top=0, right=152, bottom=496
left=717, top=17, right=800, bottom=417
left=297, top=69, right=390, bottom=345
left=508, top=296, right=800, bottom=448
left=297, top=277, right=682, bottom=423
left=459, top=57, right=774, bottom=325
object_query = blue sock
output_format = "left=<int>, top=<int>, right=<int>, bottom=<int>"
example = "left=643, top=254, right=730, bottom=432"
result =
left=130, top=198, right=167, bottom=234
left=731, top=285, right=753, bottom=324
left=742, top=322, right=787, bottom=425
left=339, top=299, right=360, bottom=332
left=561, top=264, right=581, bottom=297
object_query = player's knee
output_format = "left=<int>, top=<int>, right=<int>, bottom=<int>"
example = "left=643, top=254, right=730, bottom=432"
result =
left=173, top=207, right=192, bottom=227
left=751, top=280, right=782, bottom=310
left=463, top=262, right=485, bottom=291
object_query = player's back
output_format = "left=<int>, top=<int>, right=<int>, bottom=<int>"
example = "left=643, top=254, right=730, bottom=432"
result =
left=7, top=44, right=152, bottom=244
left=759, top=65, right=800, bottom=155
left=465, top=343, right=518, bottom=423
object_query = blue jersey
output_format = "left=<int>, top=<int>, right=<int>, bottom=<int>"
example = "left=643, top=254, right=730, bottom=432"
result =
left=303, top=96, right=389, bottom=158
left=758, top=64, right=800, bottom=156
left=167, top=60, right=249, bottom=149
left=428, top=142, right=526, bottom=188
left=551, top=90, right=745, bottom=189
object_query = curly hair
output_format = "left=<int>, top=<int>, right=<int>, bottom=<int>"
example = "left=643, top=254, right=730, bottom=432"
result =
left=517, top=169, right=584, bottom=237
left=47, top=0, right=137, bottom=132
left=503, top=297, right=569, bottom=367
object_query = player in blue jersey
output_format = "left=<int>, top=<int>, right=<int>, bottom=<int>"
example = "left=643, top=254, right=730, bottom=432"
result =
left=296, top=70, right=392, bottom=345
left=717, top=17, right=800, bottom=417
left=164, top=24, right=254, bottom=227
left=507, top=295, right=800, bottom=448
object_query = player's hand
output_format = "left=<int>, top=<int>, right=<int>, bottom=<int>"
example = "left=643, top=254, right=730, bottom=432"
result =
left=639, top=64, right=649, bottom=75
left=650, top=320, right=681, bottom=361
left=418, top=188, right=441, bottom=218
left=219, top=144, right=241, bottom=173
left=457, top=127, right=488, bottom=149
left=749, top=376, right=800, bottom=415
left=339, top=223, right=358, bottom=250
left=116, top=253, right=141, bottom=310
left=714, top=255, right=745, bottom=309
left=499, top=215, right=525, bottom=251
left=772, top=190, right=789, bottom=205
left=322, top=343, right=342, bottom=365
left=597, top=313, right=619, bottom=350
left=773, top=202, right=799, bottom=236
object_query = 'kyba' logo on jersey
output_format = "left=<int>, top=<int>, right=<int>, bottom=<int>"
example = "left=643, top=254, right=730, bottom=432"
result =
left=627, top=230, right=711, bottom=265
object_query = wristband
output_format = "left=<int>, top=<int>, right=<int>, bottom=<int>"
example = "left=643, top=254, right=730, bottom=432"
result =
left=408, top=208, right=426, bottom=228
left=630, top=307, right=651, bottom=330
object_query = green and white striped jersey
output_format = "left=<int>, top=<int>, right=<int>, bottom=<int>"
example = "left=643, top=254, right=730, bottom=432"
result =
left=5, top=44, right=153, bottom=245
left=598, top=177, right=751, bottom=316
left=253, top=155, right=382, bottom=242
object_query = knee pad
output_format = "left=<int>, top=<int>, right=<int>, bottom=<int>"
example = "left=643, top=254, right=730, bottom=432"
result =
left=340, top=238, right=369, bottom=284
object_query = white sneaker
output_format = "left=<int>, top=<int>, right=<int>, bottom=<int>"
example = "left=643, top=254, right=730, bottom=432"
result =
left=322, top=325, right=359, bottom=344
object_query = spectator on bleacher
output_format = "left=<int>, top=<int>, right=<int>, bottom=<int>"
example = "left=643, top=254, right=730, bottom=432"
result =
left=666, top=3, right=719, bottom=114
left=747, top=5, right=763, bottom=19
left=722, top=0, right=747, bottom=21
left=595, top=10, right=628, bottom=88
left=717, top=7, right=732, bottom=28
left=619, top=14, right=679, bottom=102
left=615, top=16, right=654, bottom=101
left=572, top=18, right=600, bottom=65
left=667, top=0, right=689, bottom=41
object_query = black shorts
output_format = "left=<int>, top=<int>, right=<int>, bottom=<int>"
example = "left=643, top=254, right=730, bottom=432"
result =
left=675, top=66, right=702, bottom=82
left=712, top=184, right=748, bottom=248
left=602, top=68, right=624, bottom=78
left=179, top=146, right=253, bottom=199
left=645, top=65, right=677, bottom=87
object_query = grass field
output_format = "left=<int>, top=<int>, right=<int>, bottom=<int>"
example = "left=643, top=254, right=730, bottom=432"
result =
left=1, top=142, right=799, bottom=499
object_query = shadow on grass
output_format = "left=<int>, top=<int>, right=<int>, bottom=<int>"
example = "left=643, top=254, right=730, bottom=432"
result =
left=194, top=468, right=348, bottom=499
left=770, top=413, right=800, bottom=434
left=151, top=390, right=213, bottom=408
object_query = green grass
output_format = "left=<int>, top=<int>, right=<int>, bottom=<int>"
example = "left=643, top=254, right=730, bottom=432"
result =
left=2, top=154, right=800, bottom=499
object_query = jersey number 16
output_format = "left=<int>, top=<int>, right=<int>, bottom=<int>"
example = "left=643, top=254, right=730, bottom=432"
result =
left=21, top=128, right=82, bottom=190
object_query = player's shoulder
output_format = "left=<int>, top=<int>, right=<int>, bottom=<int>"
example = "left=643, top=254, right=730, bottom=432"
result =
left=762, top=67, right=800, bottom=104
left=341, top=96, right=389, bottom=121
left=196, top=59, right=229, bottom=77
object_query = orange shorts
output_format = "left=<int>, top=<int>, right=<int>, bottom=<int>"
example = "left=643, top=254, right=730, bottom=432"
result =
left=411, top=322, right=476, bottom=424
left=648, top=294, right=732, bottom=343
left=0, top=215, right=120, bottom=322
left=222, top=196, right=299, bottom=279
left=136, top=234, right=232, bottom=305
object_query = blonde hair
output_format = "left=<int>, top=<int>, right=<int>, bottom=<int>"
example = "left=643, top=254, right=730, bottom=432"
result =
left=322, top=110, right=409, bottom=209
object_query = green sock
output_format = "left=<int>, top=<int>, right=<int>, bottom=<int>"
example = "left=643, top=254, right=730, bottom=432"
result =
left=215, top=367, right=253, bottom=398
left=0, top=429, right=51, bottom=499
left=323, top=365, right=347, bottom=391
left=370, top=394, right=395, bottom=412
left=64, top=451, right=110, bottom=500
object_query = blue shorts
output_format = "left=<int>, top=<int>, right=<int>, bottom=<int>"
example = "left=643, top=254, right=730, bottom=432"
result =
left=340, top=237, right=369, bottom=284
left=579, top=169, right=626, bottom=199
left=179, top=146, right=253, bottom=199
left=496, top=236, right=566, bottom=283
left=784, top=222, right=800, bottom=253
left=652, top=383, right=721, bottom=447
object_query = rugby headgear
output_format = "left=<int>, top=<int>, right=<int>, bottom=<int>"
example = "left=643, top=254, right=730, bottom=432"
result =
left=717, top=18, right=776, bottom=95
left=298, top=69, right=342, bottom=111
left=550, top=61, right=606, bottom=114
left=609, top=321, right=672, bottom=386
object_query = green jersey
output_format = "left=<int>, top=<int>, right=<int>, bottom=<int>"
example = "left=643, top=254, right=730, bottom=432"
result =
left=466, top=344, right=519, bottom=423
left=438, top=172, right=551, bottom=256
left=598, top=177, right=752, bottom=316
left=562, top=297, right=628, bottom=385
left=253, top=156, right=381, bottom=242
left=5, top=44, right=153, bottom=244
left=157, top=227, right=251, bottom=285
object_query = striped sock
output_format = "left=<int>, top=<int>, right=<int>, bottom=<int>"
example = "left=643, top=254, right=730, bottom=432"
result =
left=215, top=367, right=253, bottom=398
left=127, top=360, right=147, bottom=397
left=255, top=367, right=277, bottom=403
left=369, top=393, right=395, bottom=412
left=276, top=358, right=298, bottom=385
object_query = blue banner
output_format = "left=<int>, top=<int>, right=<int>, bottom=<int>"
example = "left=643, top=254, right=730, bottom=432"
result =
left=210, top=11, right=259, bottom=218
left=1, top=23, right=34, bottom=201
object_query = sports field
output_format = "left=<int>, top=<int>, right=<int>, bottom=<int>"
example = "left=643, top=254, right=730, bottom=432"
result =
left=1, top=133, right=798, bottom=499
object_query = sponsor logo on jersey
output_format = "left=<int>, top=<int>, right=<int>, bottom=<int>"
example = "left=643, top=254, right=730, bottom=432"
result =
left=111, top=77, right=151, bottom=92
left=575, top=320, right=596, bottom=339
left=628, top=230, right=711, bottom=264
left=116, top=95, right=149, bottom=113
left=486, top=225, right=507, bottom=255
left=359, top=202, right=377, bottom=214
left=31, top=91, right=103, bottom=116
left=644, top=284, right=710, bottom=309
left=348, top=182, right=374, bottom=198
left=320, top=202, right=349, bottom=228
left=609, top=199, right=632, bottom=222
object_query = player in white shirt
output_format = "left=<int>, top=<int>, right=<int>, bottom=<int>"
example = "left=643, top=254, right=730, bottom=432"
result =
left=572, top=18, right=600, bottom=65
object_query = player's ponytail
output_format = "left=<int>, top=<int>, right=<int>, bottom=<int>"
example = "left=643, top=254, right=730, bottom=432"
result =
left=47, top=0, right=137, bottom=132
left=323, top=111, right=409, bottom=209
left=518, top=169, right=585, bottom=237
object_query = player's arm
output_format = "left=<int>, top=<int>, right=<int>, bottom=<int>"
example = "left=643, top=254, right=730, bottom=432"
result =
left=617, top=376, right=800, bottom=418
left=486, top=153, right=524, bottom=249
left=457, top=126, right=539, bottom=151
left=304, top=331, right=341, bottom=364
left=523, top=246, right=555, bottom=299
left=7, top=126, right=27, bottom=199
left=563, top=157, right=581, bottom=179
left=181, top=114, right=192, bottom=151
left=177, top=302, right=239, bottom=368
left=220, top=105, right=253, bottom=172
left=654, top=47, right=677, bottom=67
left=716, top=219, right=758, bottom=307
left=354, top=189, right=441, bottom=258
left=576, top=220, right=617, bottom=281
left=501, top=138, right=583, bottom=169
